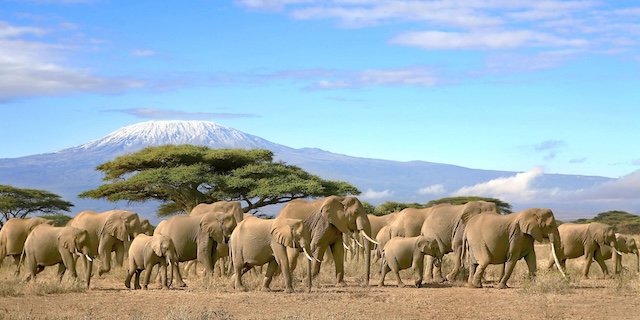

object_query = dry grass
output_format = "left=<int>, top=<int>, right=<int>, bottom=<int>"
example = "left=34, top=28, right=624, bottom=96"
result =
left=1, top=241, right=639, bottom=319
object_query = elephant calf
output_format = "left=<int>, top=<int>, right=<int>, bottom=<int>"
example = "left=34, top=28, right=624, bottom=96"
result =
left=125, top=234, right=176, bottom=290
left=22, top=224, right=94, bottom=288
left=379, top=236, right=442, bottom=288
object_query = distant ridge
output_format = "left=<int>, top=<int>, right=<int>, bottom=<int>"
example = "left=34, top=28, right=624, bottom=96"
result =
left=0, top=120, right=616, bottom=223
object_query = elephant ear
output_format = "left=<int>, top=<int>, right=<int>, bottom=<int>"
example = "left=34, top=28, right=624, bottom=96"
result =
left=151, top=236, right=164, bottom=257
left=589, top=224, right=607, bottom=246
left=58, top=228, right=76, bottom=251
left=271, top=219, right=296, bottom=248
left=320, top=197, right=349, bottom=234
left=101, top=213, right=128, bottom=242
left=519, top=209, right=544, bottom=242
left=200, top=216, right=224, bottom=243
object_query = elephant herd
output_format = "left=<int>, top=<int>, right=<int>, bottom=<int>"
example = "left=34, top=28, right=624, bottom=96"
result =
left=0, top=198, right=638, bottom=293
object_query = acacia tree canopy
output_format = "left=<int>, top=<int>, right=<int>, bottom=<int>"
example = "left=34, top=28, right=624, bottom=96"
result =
left=79, top=145, right=360, bottom=217
left=0, top=185, right=74, bottom=228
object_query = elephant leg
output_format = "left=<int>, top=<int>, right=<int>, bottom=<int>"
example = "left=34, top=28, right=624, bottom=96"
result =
left=57, top=263, right=67, bottom=282
left=234, top=262, right=247, bottom=291
left=593, top=250, right=610, bottom=279
left=391, top=263, right=405, bottom=288
left=498, top=259, right=518, bottom=289
left=330, top=241, right=346, bottom=286
left=261, top=260, right=278, bottom=292
left=125, top=268, right=135, bottom=289
left=433, top=257, right=444, bottom=282
left=583, top=251, right=594, bottom=279
left=524, top=252, right=537, bottom=279
left=12, top=255, right=21, bottom=276
left=115, top=243, right=125, bottom=267
left=173, top=261, right=187, bottom=287
left=134, top=270, right=142, bottom=290
left=447, top=245, right=463, bottom=282
left=413, top=255, right=425, bottom=288
left=424, top=255, right=434, bottom=282
left=272, top=244, right=293, bottom=293
left=379, top=260, right=390, bottom=287
left=470, top=262, right=487, bottom=288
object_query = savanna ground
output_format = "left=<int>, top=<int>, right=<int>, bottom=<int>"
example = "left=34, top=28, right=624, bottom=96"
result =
left=1, top=242, right=639, bottom=320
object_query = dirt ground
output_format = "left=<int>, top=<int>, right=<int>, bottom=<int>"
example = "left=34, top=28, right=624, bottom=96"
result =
left=2, top=244, right=639, bottom=320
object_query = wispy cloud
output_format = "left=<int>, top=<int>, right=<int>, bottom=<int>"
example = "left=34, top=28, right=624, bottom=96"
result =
left=533, top=139, right=567, bottom=160
left=105, top=108, right=258, bottom=120
left=452, top=166, right=547, bottom=202
left=304, top=67, right=438, bottom=90
left=0, top=20, right=144, bottom=102
left=132, top=49, right=156, bottom=57
left=361, top=188, right=393, bottom=200
left=418, top=184, right=446, bottom=195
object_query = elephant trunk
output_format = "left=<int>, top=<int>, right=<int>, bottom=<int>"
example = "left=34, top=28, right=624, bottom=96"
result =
left=356, top=215, right=373, bottom=286
left=85, top=260, right=93, bottom=289
left=548, top=232, right=566, bottom=278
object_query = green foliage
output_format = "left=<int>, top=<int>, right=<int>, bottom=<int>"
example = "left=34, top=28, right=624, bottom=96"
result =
left=372, top=201, right=426, bottom=216
left=360, top=201, right=376, bottom=215
left=0, top=185, right=74, bottom=227
left=425, top=196, right=513, bottom=214
left=573, top=211, right=640, bottom=234
left=40, top=214, right=74, bottom=227
left=80, top=145, right=360, bottom=217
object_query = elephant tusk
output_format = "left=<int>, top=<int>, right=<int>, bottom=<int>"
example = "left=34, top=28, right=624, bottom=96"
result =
left=343, top=242, right=351, bottom=251
left=353, top=237, right=364, bottom=248
left=360, top=230, right=380, bottom=245
left=614, top=248, right=624, bottom=256
left=84, top=254, right=93, bottom=262
left=550, top=242, right=566, bottom=278
left=302, top=247, right=315, bottom=262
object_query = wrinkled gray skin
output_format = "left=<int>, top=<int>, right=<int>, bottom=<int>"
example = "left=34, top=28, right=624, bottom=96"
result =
left=547, top=222, right=618, bottom=279
left=599, top=234, right=639, bottom=274
left=22, top=225, right=94, bottom=288
left=277, top=196, right=375, bottom=286
left=125, top=234, right=177, bottom=290
left=465, top=208, right=562, bottom=289
left=379, top=236, right=442, bottom=288
left=153, top=211, right=237, bottom=287
left=139, top=219, right=155, bottom=236
left=67, top=210, right=142, bottom=276
left=0, top=217, right=54, bottom=274
left=230, top=216, right=313, bottom=293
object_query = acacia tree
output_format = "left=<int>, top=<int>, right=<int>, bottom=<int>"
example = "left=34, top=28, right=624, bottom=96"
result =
left=0, top=185, right=74, bottom=228
left=426, top=196, right=512, bottom=214
left=79, top=145, right=360, bottom=217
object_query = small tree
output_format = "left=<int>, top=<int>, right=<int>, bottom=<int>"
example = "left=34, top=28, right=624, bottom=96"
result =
left=0, top=185, right=74, bottom=228
left=373, top=201, right=427, bottom=216
left=80, top=145, right=360, bottom=217
left=426, top=196, right=512, bottom=214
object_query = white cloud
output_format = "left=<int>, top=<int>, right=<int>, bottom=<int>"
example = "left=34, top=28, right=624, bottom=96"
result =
left=418, top=184, right=446, bottom=195
left=572, top=170, right=640, bottom=201
left=452, top=166, right=545, bottom=202
left=391, top=30, right=588, bottom=50
left=304, top=66, right=437, bottom=90
left=361, top=188, right=393, bottom=200
left=132, top=49, right=156, bottom=57
left=0, top=20, right=145, bottom=101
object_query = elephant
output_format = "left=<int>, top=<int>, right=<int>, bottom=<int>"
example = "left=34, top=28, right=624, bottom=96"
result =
left=374, top=225, right=393, bottom=263
left=465, top=208, right=563, bottom=289
left=125, top=233, right=177, bottom=290
left=368, top=212, right=400, bottom=240
left=277, top=196, right=378, bottom=286
left=546, top=222, right=618, bottom=279
left=67, top=209, right=142, bottom=276
left=419, top=201, right=499, bottom=282
left=0, top=217, right=54, bottom=273
left=22, top=224, right=94, bottom=288
left=230, top=216, right=315, bottom=293
left=599, top=233, right=639, bottom=274
left=190, top=200, right=244, bottom=223
left=153, top=210, right=237, bottom=287
left=379, top=235, right=443, bottom=288
left=140, top=219, right=154, bottom=236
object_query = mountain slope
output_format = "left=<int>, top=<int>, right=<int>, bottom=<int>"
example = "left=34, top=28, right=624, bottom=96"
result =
left=0, top=120, right=615, bottom=223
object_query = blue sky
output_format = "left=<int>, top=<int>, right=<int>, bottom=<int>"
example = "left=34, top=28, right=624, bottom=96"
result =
left=1, top=0, right=639, bottom=180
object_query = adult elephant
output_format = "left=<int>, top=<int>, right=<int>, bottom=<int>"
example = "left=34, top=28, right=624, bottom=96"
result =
left=420, top=201, right=499, bottom=281
left=465, top=208, right=564, bottom=289
left=599, top=233, right=639, bottom=274
left=231, top=216, right=315, bottom=293
left=190, top=200, right=244, bottom=223
left=140, top=219, right=155, bottom=236
left=0, top=217, right=54, bottom=273
left=153, top=210, right=237, bottom=287
left=277, top=196, right=377, bottom=286
left=546, top=222, right=618, bottom=279
left=22, top=224, right=94, bottom=288
left=67, top=209, right=142, bottom=276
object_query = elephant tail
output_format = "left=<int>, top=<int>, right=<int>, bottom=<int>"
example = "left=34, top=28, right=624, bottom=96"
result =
left=0, top=232, right=6, bottom=264
left=380, top=250, right=387, bottom=275
left=17, top=248, right=26, bottom=274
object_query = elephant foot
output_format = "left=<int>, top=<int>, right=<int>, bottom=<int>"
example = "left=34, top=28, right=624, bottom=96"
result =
left=260, top=286, right=272, bottom=292
left=161, top=286, right=169, bottom=290
left=139, top=286, right=146, bottom=290
left=335, top=281, right=347, bottom=287
left=468, top=281, right=482, bottom=289
left=284, top=287, right=294, bottom=294
left=445, top=273, right=457, bottom=282
left=398, top=283, right=406, bottom=288
left=124, top=282, right=131, bottom=289
left=378, top=283, right=385, bottom=288
left=497, top=283, right=509, bottom=289
left=415, top=282, right=422, bottom=288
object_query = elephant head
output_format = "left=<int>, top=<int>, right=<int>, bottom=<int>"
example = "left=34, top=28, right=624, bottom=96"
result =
left=140, top=219, right=154, bottom=236
left=151, top=234, right=177, bottom=264
left=100, top=210, right=142, bottom=242
left=60, top=227, right=94, bottom=260
left=518, top=208, right=565, bottom=277
left=199, top=211, right=237, bottom=244
left=621, top=236, right=640, bottom=272
left=417, top=236, right=442, bottom=259
left=28, top=217, right=54, bottom=231
left=589, top=222, right=617, bottom=249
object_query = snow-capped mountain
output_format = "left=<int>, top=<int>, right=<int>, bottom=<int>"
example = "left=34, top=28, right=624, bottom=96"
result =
left=0, top=120, right=623, bottom=223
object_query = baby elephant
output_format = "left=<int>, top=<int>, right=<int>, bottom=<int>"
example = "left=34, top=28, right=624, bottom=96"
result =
left=22, top=224, right=94, bottom=288
left=125, top=234, right=176, bottom=290
left=379, top=236, right=442, bottom=288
